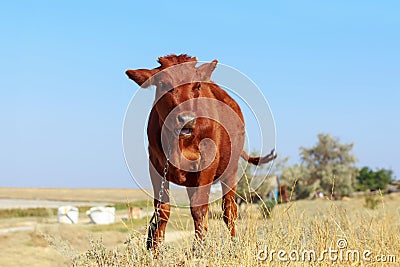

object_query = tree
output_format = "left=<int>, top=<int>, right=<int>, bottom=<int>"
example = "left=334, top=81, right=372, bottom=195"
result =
left=301, top=133, right=358, bottom=198
left=355, top=167, right=393, bottom=191
left=282, top=133, right=358, bottom=199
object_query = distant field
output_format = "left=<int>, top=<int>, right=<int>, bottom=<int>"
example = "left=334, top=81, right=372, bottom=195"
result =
left=0, top=187, right=197, bottom=207
left=0, top=187, right=151, bottom=203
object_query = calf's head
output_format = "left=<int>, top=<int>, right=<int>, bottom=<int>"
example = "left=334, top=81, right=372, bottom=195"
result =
left=126, top=55, right=217, bottom=138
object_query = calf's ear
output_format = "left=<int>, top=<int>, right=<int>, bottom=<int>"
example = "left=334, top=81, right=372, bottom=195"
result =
left=196, top=60, right=218, bottom=81
left=125, top=69, right=157, bottom=88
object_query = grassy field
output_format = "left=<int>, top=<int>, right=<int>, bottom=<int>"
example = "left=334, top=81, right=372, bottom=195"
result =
left=0, top=188, right=399, bottom=266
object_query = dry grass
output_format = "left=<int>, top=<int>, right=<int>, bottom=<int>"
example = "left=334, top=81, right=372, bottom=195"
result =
left=1, top=189, right=399, bottom=266
left=69, top=193, right=400, bottom=266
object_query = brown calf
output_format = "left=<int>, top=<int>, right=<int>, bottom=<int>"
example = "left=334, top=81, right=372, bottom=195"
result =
left=126, top=54, right=276, bottom=249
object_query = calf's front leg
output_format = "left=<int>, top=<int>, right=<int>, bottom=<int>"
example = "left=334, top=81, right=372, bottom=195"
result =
left=186, top=184, right=212, bottom=241
left=148, top=164, right=170, bottom=250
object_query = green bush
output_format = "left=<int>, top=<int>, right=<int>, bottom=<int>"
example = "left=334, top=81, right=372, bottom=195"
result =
left=356, top=167, right=393, bottom=192
left=0, top=208, right=56, bottom=219
left=364, top=195, right=380, bottom=210
left=259, top=199, right=277, bottom=218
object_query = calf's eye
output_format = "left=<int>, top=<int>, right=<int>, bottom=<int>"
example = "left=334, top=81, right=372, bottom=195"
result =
left=159, top=81, right=167, bottom=90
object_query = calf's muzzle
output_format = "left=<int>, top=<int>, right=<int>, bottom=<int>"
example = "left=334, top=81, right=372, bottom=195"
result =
left=176, top=112, right=196, bottom=137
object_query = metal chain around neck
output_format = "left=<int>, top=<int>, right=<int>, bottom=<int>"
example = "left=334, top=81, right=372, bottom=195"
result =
left=155, top=142, right=171, bottom=221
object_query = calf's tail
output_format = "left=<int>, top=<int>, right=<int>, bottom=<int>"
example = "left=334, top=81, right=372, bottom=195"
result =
left=240, top=149, right=277, bottom=165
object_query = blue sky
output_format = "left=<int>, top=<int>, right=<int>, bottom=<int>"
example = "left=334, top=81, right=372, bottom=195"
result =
left=1, top=1, right=399, bottom=188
